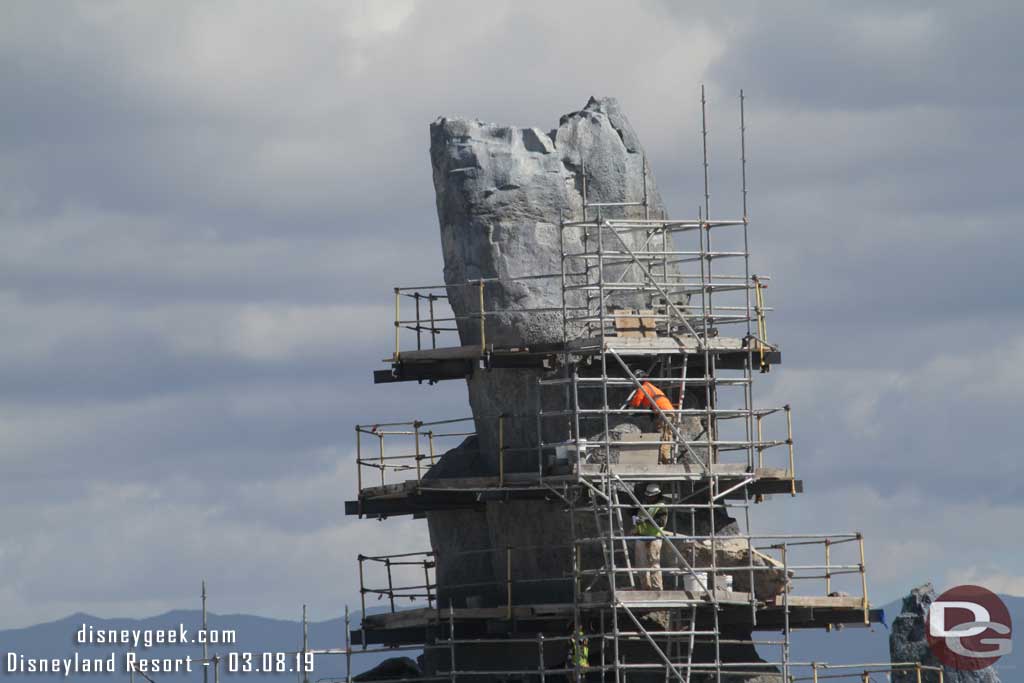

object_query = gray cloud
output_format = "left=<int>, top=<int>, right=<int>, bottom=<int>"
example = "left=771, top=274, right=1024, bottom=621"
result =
left=1, top=0, right=1022, bottom=629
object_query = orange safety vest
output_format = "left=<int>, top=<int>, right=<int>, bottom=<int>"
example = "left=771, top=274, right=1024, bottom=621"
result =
left=629, top=381, right=674, bottom=413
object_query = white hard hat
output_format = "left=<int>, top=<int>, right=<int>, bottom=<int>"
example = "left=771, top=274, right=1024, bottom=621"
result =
left=645, top=483, right=662, bottom=497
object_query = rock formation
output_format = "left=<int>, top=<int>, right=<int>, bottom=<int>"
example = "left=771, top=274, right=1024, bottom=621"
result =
left=352, top=657, right=421, bottom=681
left=429, top=96, right=670, bottom=467
left=426, top=97, right=721, bottom=606
left=423, top=96, right=771, bottom=681
left=890, top=583, right=1001, bottom=683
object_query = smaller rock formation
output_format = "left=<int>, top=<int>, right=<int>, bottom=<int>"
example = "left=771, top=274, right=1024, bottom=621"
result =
left=670, top=538, right=790, bottom=599
left=352, top=656, right=422, bottom=681
left=889, top=583, right=1001, bottom=683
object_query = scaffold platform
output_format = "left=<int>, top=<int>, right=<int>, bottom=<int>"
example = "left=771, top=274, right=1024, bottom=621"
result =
left=352, top=595, right=882, bottom=647
left=339, top=90, right=897, bottom=682
left=375, top=335, right=782, bottom=384
left=346, top=465, right=802, bottom=518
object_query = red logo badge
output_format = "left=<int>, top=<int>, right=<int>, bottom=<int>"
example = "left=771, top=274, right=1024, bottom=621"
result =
left=926, top=584, right=1012, bottom=670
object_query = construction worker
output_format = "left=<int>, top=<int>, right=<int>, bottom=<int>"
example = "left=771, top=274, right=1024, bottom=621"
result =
left=565, top=623, right=589, bottom=682
left=633, top=483, right=669, bottom=590
left=627, top=371, right=676, bottom=464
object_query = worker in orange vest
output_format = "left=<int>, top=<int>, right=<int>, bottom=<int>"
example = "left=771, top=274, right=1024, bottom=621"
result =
left=628, top=371, right=676, bottom=464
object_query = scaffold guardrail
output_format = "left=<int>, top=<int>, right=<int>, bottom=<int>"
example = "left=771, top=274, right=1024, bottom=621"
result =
left=340, top=89, right=905, bottom=682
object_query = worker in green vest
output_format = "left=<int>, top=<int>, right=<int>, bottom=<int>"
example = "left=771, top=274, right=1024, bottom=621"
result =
left=633, top=483, right=669, bottom=590
left=566, top=624, right=589, bottom=681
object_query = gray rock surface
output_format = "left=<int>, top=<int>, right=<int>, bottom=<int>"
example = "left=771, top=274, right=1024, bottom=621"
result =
left=420, top=435, right=486, bottom=480
left=430, top=96, right=666, bottom=349
left=426, top=96, right=705, bottom=578
left=890, top=583, right=1001, bottom=682
left=429, top=96, right=679, bottom=471
left=587, top=421, right=644, bottom=464
left=668, top=538, right=791, bottom=600
left=352, top=656, right=421, bottom=681
left=424, top=97, right=751, bottom=678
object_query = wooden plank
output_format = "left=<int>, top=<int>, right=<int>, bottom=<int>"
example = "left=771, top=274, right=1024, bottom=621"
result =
left=779, top=595, right=865, bottom=609
left=613, top=308, right=640, bottom=330
left=638, top=309, right=657, bottom=338
left=596, top=588, right=755, bottom=606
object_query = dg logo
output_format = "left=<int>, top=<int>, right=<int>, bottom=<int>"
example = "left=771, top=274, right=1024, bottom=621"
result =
left=926, top=584, right=1013, bottom=670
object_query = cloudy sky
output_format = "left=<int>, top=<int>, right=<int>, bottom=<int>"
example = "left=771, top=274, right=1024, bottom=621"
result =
left=1, top=1, right=1022, bottom=630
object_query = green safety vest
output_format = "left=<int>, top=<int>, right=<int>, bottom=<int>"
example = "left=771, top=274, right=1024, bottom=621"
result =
left=635, top=503, right=666, bottom=538
left=570, top=631, right=589, bottom=667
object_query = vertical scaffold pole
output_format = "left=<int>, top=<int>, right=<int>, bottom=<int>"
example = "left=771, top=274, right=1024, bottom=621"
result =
left=478, top=279, right=486, bottom=354
left=358, top=556, right=367, bottom=647
left=859, top=532, right=870, bottom=625
left=782, top=544, right=791, bottom=681
left=344, top=606, right=352, bottom=683
left=538, top=632, right=546, bottom=683
left=825, top=539, right=833, bottom=633
left=739, top=90, right=758, bottom=477
left=702, top=84, right=711, bottom=223
left=385, top=559, right=396, bottom=613
left=506, top=544, right=513, bottom=620
left=597, top=222, right=612, bottom=464
left=582, top=158, right=588, bottom=222
left=414, top=420, right=422, bottom=485
left=393, top=288, right=400, bottom=360
left=429, top=293, right=437, bottom=349
left=378, top=432, right=385, bottom=487
left=560, top=211, right=568, bottom=344
left=201, top=580, right=208, bottom=683
left=786, top=405, right=796, bottom=495
left=425, top=555, right=434, bottom=609
left=414, top=292, right=422, bottom=351
left=448, top=603, right=456, bottom=683
left=355, top=427, right=363, bottom=508
left=499, top=414, right=505, bottom=488
left=301, top=604, right=309, bottom=683
left=743, top=486, right=757, bottom=626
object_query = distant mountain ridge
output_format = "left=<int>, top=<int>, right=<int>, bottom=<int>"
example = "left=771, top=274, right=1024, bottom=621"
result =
left=2, top=595, right=1020, bottom=680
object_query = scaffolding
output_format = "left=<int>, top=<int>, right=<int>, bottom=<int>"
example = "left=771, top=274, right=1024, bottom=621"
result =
left=342, top=90, right=898, bottom=682
left=189, top=584, right=942, bottom=683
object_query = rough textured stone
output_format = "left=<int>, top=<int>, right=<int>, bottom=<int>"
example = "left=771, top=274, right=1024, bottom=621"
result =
left=587, top=422, right=644, bottom=464
left=352, top=656, right=421, bottom=681
left=426, top=98, right=711, bottom=602
left=420, top=435, right=487, bottom=480
left=430, top=96, right=665, bottom=349
left=423, top=97, right=754, bottom=679
left=889, top=583, right=1001, bottom=682
left=429, top=96, right=679, bottom=471
left=667, top=538, right=790, bottom=600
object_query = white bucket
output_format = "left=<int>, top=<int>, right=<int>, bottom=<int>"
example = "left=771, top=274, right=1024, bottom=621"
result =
left=682, top=572, right=708, bottom=592
left=715, top=574, right=734, bottom=592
